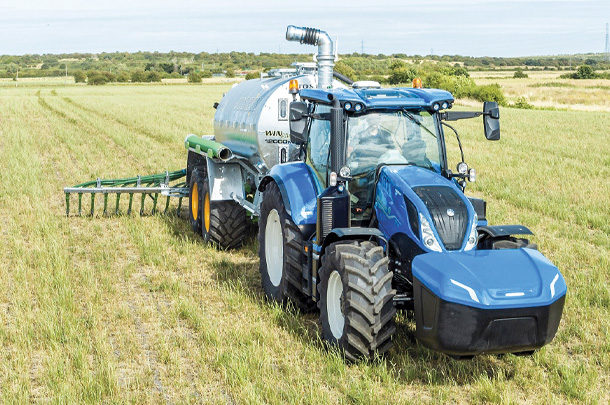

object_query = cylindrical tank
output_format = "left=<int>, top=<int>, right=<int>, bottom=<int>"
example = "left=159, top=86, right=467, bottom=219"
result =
left=214, top=73, right=343, bottom=171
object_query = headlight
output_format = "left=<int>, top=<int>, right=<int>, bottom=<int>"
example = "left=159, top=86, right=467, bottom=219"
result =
left=419, top=213, right=443, bottom=252
left=464, top=214, right=478, bottom=251
left=344, top=102, right=352, bottom=111
left=441, top=101, right=449, bottom=109
left=339, top=165, right=351, bottom=178
left=468, top=168, right=476, bottom=182
left=457, top=162, right=468, bottom=175
left=354, top=103, right=363, bottom=112
left=433, top=103, right=440, bottom=111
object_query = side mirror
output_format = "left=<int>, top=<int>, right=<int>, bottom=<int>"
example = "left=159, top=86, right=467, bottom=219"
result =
left=483, top=101, right=500, bottom=140
left=289, top=101, right=308, bottom=144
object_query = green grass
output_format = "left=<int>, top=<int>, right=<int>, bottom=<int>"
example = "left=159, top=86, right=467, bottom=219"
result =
left=0, top=83, right=608, bottom=403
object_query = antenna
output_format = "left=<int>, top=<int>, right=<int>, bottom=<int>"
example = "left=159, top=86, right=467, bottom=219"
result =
left=604, top=23, right=610, bottom=62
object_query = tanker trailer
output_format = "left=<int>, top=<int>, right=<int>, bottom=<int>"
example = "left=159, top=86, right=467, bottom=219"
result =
left=185, top=26, right=347, bottom=248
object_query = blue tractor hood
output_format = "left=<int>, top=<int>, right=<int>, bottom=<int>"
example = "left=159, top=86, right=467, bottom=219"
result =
left=412, top=248, right=567, bottom=310
left=375, top=165, right=476, bottom=252
left=381, top=165, right=451, bottom=188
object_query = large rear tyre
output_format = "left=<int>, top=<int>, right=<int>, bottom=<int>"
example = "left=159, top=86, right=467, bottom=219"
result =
left=258, top=181, right=315, bottom=311
left=318, top=241, right=396, bottom=361
left=201, top=181, right=248, bottom=250
left=189, top=166, right=248, bottom=249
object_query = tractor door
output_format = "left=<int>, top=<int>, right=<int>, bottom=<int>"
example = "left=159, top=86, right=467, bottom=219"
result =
left=306, top=104, right=332, bottom=186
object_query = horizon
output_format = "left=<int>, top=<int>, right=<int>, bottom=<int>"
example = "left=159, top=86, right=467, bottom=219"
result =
left=1, top=0, right=608, bottom=58
left=1, top=50, right=607, bottom=60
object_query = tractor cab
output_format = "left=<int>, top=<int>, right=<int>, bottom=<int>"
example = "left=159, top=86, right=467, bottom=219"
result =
left=295, top=87, right=454, bottom=223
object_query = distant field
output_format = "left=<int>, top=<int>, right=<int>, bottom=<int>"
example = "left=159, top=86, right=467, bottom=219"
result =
left=471, top=70, right=610, bottom=111
left=0, top=83, right=608, bottom=403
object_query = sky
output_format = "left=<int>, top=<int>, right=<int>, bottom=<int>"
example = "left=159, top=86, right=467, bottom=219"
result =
left=0, top=0, right=608, bottom=57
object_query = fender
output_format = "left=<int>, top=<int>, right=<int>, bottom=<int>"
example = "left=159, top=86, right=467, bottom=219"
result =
left=259, top=162, right=322, bottom=225
left=320, top=227, right=388, bottom=255
left=206, top=158, right=244, bottom=201
left=478, top=225, right=533, bottom=238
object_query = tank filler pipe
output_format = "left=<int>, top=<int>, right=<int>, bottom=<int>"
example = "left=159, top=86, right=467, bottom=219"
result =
left=285, top=25, right=334, bottom=90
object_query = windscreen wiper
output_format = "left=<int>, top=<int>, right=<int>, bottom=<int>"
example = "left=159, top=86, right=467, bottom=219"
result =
left=401, top=109, right=437, bottom=139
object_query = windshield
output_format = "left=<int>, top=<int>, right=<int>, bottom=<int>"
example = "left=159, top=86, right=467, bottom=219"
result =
left=346, top=110, right=442, bottom=176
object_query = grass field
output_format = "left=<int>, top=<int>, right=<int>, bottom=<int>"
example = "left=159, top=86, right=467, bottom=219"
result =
left=0, top=82, right=608, bottom=403
left=471, top=70, right=610, bottom=111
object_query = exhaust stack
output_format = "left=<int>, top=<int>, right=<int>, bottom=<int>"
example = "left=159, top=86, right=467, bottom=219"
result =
left=285, top=25, right=334, bottom=90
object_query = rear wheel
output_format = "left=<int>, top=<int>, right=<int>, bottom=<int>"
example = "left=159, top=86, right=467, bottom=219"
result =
left=189, top=166, right=248, bottom=249
left=200, top=178, right=248, bottom=249
left=258, top=181, right=315, bottom=311
left=318, top=241, right=396, bottom=361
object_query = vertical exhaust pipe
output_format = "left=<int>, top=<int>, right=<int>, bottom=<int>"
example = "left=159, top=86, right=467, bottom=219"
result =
left=285, top=25, right=334, bottom=90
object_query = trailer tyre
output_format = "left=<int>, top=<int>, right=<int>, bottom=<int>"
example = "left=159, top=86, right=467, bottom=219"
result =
left=200, top=178, right=248, bottom=250
left=318, top=241, right=396, bottom=361
left=188, top=168, right=205, bottom=234
left=258, top=181, right=315, bottom=311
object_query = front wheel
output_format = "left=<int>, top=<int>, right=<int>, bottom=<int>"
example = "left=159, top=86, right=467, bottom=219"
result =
left=318, top=241, right=396, bottom=361
left=258, top=181, right=315, bottom=311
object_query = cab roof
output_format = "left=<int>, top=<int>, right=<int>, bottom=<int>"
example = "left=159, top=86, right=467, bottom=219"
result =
left=299, top=87, right=454, bottom=111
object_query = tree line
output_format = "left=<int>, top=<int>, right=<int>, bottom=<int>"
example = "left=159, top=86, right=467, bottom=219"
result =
left=1, top=51, right=608, bottom=81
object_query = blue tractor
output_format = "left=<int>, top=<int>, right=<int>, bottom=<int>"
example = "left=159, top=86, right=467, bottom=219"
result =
left=255, top=86, right=567, bottom=360
left=181, top=26, right=566, bottom=361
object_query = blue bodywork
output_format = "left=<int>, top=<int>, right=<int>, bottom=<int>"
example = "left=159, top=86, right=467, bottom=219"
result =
left=375, top=165, right=477, bottom=252
left=267, top=86, right=566, bottom=316
left=412, top=249, right=567, bottom=309
left=300, top=87, right=454, bottom=111
left=374, top=165, right=566, bottom=310
left=262, top=162, right=322, bottom=225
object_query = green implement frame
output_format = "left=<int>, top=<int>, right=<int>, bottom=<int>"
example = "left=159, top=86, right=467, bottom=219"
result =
left=63, top=169, right=188, bottom=216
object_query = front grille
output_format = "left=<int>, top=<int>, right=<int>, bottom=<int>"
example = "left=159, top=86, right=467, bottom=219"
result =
left=413, top=186, right=468, bottom=250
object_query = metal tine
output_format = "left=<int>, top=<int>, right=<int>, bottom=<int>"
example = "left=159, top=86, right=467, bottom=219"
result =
left=115, top=193, right=121, bottom=215
left=65, top=193, right=70, bottom=216
left=140, top=192, right=146, bottom=216
left=154, top=193, right=159, bottom=214
left=128, top=193, right=134, bottom=215
left=164, top=195, right=170, bottom=214
left=103, top=194, right=109, bottom=216
left=90, top=193, right=95, bottom=216
left=78, top=193, right=83, bottom=216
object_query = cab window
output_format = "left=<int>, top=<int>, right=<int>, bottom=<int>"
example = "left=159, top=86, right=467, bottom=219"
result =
left=306, top=104, right=331, bottom=185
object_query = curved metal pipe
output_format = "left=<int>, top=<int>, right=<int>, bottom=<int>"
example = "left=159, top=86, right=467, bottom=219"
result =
left=286, top=25, right=334, bottom=90
left=333, top=71, right=354, bottom=85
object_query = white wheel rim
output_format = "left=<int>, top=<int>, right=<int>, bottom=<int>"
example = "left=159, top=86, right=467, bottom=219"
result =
left=327, top=270, right=345, bottom=339
left=265, top=209, right=283, bottom=287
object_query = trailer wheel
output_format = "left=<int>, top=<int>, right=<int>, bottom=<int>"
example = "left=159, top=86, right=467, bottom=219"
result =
left=258, top=181, right=315, bottom=311
left=318, top=241, right=396, bottom=361
left=188, top=167, right=205, bottom=234
left=199, top=178, right=248, bottom=249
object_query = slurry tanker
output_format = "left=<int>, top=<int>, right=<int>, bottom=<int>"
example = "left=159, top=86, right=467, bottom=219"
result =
left=65, top=25, right=566, bottom=360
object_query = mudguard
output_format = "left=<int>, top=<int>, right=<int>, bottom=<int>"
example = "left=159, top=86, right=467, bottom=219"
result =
left=259, top=162, right=322, bottom=225
left=412, top=248, right=566, bottom=355
left=206, top=159, right=244, bottom=201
